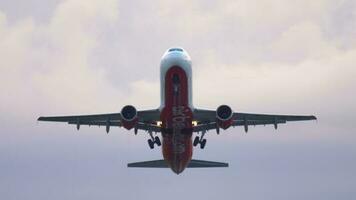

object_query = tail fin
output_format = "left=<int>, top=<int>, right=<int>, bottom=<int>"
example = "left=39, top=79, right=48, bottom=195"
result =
left=127, top=159, right=228, bottom=168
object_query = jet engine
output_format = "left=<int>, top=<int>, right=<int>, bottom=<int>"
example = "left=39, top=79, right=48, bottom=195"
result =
left=121, top=105, right=138, bottom=130
left=216, top=105, right=234, bottom=129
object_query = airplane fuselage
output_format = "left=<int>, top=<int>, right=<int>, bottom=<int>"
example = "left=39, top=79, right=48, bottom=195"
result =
left=159, top=48, right=193, bottom=174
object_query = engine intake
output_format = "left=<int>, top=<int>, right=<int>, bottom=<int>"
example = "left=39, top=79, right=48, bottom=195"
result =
left=121, top=105, right=138, bottom=130
left=216, top=105, right=233, bottom=129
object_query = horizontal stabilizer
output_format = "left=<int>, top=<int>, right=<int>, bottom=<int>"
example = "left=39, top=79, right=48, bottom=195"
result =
left=127, top=160, right=168, bottom=168
left=188, top=159, right=229, bottom=168
left=127, top=159, right=228, bottom=168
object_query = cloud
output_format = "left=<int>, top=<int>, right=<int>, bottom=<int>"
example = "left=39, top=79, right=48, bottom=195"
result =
left=193, top=19, right=356, bottom=131
left=1, top=0, right=355, bottom=126
left=270, top=21, right=340, bottom=62
left=0, top=0, right=124, bottom=119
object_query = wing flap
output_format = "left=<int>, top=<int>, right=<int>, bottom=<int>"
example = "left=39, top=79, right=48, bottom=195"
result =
left=233, top=119, right=286, bottom=126
left=68, top=121, right=121, bottom=126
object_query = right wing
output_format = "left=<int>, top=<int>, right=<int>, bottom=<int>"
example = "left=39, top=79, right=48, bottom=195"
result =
left=38, top=109, right=161, bottom=133
left=38, top=113, right=122, bottom=123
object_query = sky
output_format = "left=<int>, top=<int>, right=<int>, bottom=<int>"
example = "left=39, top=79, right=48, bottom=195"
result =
left=0, top=0, right=355, bottom=199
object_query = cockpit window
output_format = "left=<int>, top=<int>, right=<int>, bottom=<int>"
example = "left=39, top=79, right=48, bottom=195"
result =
left=168, top=48, right=183, bottom=52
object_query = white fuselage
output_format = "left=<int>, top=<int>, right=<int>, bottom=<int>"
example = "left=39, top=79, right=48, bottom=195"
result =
left=159, top=47, right=194, bottom=174
left=159, top=48, right=193, bottom=111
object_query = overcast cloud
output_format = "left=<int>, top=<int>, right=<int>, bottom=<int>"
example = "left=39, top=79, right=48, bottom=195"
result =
left=0, top=0, right=355, bottom=200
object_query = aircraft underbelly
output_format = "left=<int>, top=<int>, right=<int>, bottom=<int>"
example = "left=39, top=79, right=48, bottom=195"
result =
left=160, top=66, right=193, bottom=174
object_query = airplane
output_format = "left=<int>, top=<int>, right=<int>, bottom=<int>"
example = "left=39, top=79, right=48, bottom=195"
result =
left=38, top=47, right=317, bottom=174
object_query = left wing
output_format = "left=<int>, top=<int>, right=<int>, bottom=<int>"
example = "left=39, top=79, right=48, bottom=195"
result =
left=38, top=109, right=161, bottom=133
left=193, top=109, right=316, bottom=133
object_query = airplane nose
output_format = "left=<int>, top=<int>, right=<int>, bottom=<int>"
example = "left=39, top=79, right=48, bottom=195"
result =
left=161, top=54, right=191, bottom=70
left=166, top=52, right=184, bottom=60
left=163, top=51, right=190, bottom=61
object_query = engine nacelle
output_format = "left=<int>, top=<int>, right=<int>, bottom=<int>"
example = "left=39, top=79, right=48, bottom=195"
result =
left=120, top=105, right=138, bottom=130
left=216, top=105, right=234, bottom=129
